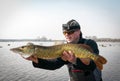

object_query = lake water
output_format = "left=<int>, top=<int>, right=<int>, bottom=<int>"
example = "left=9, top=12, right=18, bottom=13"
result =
left=0, top=42, right=120, bottom=81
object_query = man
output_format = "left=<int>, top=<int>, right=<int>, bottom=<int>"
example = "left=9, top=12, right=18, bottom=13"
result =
left=25, top=19, right=102, bottom=81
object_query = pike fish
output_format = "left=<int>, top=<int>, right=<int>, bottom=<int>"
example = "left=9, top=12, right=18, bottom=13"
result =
left=10, top=43, right=107, bottom=70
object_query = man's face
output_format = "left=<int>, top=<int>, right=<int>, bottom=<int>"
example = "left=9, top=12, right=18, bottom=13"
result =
left=63, top=29, right=80, bottom=43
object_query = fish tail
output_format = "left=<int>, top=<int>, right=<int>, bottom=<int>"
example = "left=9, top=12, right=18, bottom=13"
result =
left=97, top=55, right=107, bottom=64
left=94, top=55, right=107, bottom=70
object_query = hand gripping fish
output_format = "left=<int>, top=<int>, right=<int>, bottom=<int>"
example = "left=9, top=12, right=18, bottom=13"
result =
left=10, top=43, right=107, bottom=70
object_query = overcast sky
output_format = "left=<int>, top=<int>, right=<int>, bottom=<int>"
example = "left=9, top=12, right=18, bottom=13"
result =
left=0, top=0, right=120, bottom=39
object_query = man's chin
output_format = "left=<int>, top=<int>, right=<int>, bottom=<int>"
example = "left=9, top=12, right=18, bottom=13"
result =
left=66, top=39, right=73, bottom=43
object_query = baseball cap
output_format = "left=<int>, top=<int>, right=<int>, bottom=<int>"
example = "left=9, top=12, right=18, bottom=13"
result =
left=62, top=19, right=80, bottom=32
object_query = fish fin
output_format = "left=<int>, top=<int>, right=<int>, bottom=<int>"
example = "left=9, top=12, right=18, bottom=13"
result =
left=80, top=58, right=91, bottom=65
left=27, top=42, right=34, bottom=45
left=95, top=61, right=103, bottom=70
left=94, top=55, right=107, bottom=70
left=97, top=55, right=107, bottom=64
left=79, top=44, right=93, bottom=53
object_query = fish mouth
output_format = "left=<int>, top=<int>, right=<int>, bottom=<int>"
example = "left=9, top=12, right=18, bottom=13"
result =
left=10, top=48, right=23, bottom=55
left=10, top=48, right=13, bottom=51
left=10, top=48, right=17, bottom=51
left=10, top=48, right=32, bottom=58
left=10, top=48, right=17, bottom=53
left=10, top=48, right=19, bottom=53
left=21, top=54, right=32, bottom=58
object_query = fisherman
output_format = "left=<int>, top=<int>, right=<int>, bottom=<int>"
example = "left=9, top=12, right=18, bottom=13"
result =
left=24, top=19, right=102, bottom=81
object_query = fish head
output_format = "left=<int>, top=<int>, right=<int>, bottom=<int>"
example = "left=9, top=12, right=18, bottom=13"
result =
left=10, top=43, right=35, bottom=58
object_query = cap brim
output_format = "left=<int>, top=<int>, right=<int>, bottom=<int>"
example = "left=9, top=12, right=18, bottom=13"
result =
left=63, top=29, right=79, bottom=32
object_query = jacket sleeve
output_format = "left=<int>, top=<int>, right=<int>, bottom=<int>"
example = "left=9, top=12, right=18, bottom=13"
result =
left=73, top=58, right=96, bottom=71
left=32, top=57, right=67, bottom=70
left=73, top=39, right=99, bottom=71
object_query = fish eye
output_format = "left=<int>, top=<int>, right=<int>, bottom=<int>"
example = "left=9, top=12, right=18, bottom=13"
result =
left=21, top=46, right=25, bottom=49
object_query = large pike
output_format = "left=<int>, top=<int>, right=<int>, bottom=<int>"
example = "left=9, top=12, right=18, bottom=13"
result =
left=10, top=43, right=107, bottom=70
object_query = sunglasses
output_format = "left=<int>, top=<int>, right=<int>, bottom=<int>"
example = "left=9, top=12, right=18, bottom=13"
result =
left=63, top=30, right=77, bottom=35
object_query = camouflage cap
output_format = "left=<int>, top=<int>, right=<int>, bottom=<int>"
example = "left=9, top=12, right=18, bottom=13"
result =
left=62, top=19, right=80, bottom=31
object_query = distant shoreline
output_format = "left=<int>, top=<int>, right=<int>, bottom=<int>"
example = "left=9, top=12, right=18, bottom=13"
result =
left=0, top=38, right=120, bottom=42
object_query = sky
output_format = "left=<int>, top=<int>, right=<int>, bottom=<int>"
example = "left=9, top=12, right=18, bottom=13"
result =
left=0, top=0, right=120, bottom=40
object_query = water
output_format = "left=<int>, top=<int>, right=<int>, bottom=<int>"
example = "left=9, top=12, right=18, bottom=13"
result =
left=0, top=42, right=120, bottom=81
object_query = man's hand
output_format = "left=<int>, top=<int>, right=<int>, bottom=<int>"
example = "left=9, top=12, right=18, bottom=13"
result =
left=61, top=51, right=91, bottom=65
left=21, top=55, right=38, bottom=63
left=61, top=51, right=77, bottom=64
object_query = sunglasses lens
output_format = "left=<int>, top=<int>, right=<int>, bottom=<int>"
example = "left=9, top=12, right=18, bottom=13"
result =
left=63, top=30, right=75, bottom=35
